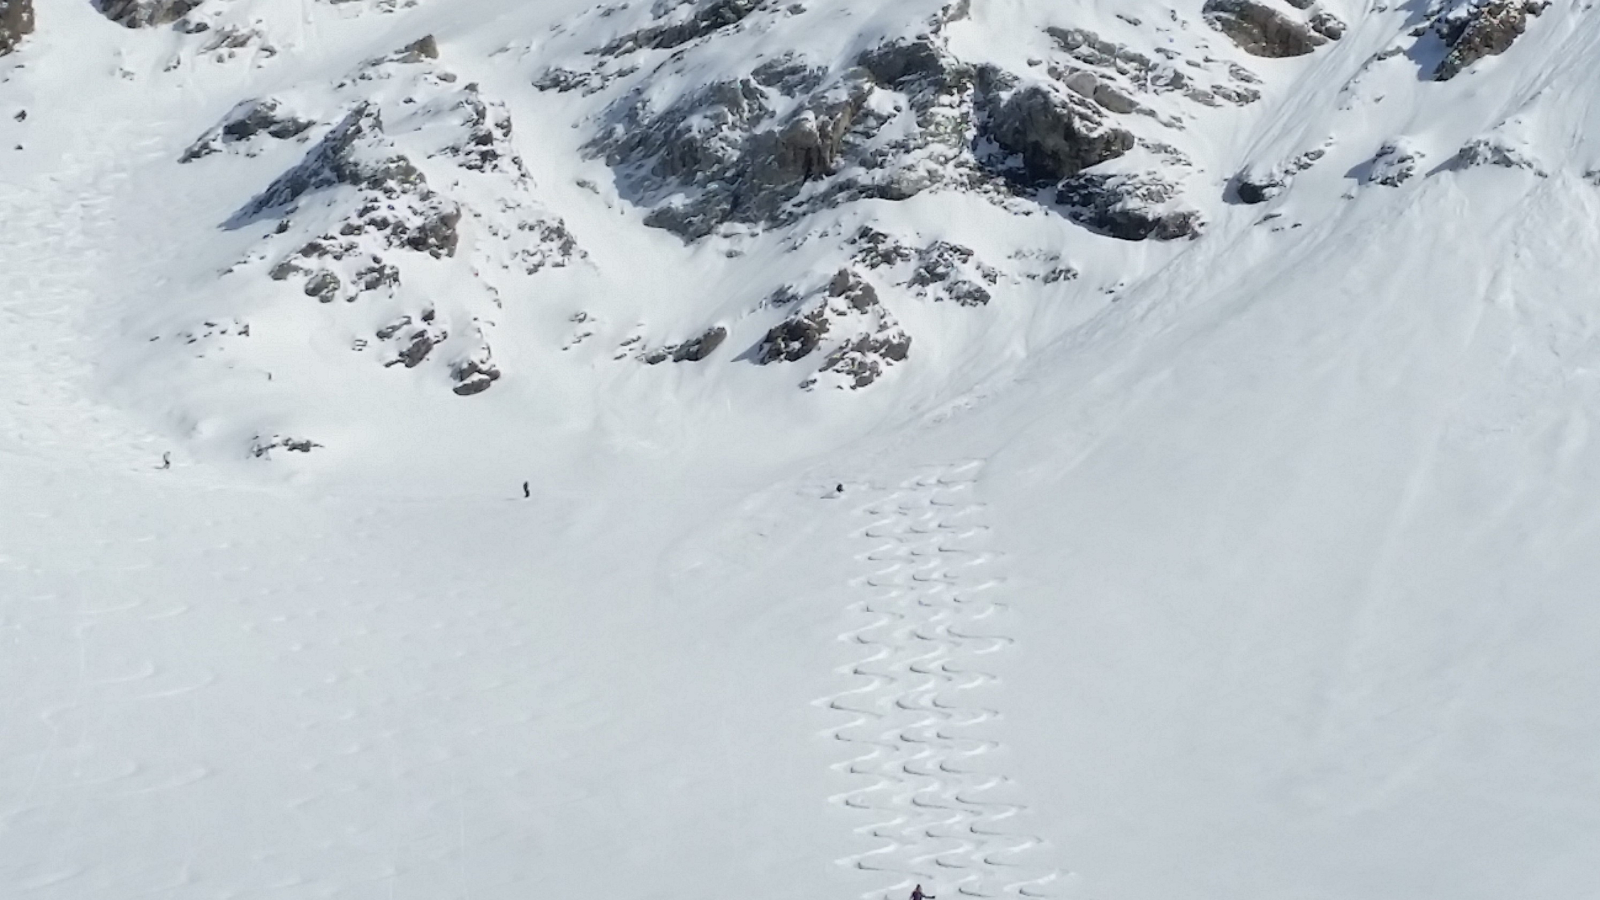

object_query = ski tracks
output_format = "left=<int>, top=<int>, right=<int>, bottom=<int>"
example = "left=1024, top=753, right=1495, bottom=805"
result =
left=818, top=461, right=1060, bottom=900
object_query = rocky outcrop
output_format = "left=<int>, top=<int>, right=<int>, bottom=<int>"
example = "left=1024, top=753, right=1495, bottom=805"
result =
left=1056, top=173, right=1203, bottom=241
left=1233, top=145, right=1326, bottom=203
left=250, top=435, right=321, bottom=458
left=0, top=0, right=33, bottom=56
left=235, top=103, right=463, bottom=260
left=1432, top=0, right=1546, bottom=81
left=1048, top=25, right=1263, bottom=108
left=643, top=326, right=729, bottom=364
left=180, top=99, right=315, bottom=162
left=97, top=0, right=203, bottom=28
left=451, top=351, right=501, bottom=396
left=1452, top=135, right=1544, bottom=174
left=1203, top=0, right=1327, bottom=58
left=977, top=68, right=1134, bottom=186
left=205, top=49, right=579, bottom=399
left=850, top=229, right=1002, bottom=306
left=1367, top=139, right=1424, bottom=186
left=602, top=0, right=764, bottom=54
left=757, top=270, right=910, bottom=390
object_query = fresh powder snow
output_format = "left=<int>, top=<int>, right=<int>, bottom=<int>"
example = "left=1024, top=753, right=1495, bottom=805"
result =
left=2, top=0, right=1598, bottom=898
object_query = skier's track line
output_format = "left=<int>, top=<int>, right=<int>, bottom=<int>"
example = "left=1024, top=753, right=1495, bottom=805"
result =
left=815, top=462, right=1059, bottom=900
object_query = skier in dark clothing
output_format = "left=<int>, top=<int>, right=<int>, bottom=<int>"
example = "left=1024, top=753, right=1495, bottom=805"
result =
left=910, top=886, right=934, bottom=900
left=522, top=481, right=530, bottom=499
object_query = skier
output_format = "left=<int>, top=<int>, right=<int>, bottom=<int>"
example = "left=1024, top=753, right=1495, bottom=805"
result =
left=159, top=452, right=171, bottom=470
left=910, top=885, right=934, bottom=900
left=836, top=483, right=844, bottom=495
left=522, top=481, right=531, bottom=499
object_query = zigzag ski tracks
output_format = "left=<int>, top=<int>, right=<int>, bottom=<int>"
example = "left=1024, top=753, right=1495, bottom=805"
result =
left=819, top=461, right=1060, bottom=900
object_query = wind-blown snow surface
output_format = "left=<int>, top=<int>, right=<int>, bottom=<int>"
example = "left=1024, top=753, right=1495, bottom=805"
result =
left=4, top=0, right=1600, bottom=898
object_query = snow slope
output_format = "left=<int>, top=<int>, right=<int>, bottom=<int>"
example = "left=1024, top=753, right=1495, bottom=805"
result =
left=4, top=0, right=1600, bottom=898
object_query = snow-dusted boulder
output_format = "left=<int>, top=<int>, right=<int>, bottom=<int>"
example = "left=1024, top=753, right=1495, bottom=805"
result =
left=1234, top=145, right=1328, bottom=203
left=1368, top=139, right=1424, bottom=187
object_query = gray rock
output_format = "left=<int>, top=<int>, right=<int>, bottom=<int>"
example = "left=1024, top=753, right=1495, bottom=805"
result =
left=1203, top=0, right=1326, bottom=58
left=180, top=99, right=315, bottom=163
left=303, top=271, right=342, bottom=303
left=860, top=38, right=954, bottom=89
left=1056, top=173, right=1203, bottom=241
left=1368, top=139, right=1423, bottom=186
left=1452, top=136, right=1544, bottom=174
left=250, top=435, right=322, bottom=458
left=596, top=71, right=874, bottom=239
left=604, top=0, right=763, bottom=54
left=1235, top=168, right=1287, bottom=204
left=395, top=35, right=439, bottom=62
left=751, top=53, right=827, bottom=95
left=0, top=0, right=34, bottom=56
left=819, top=331, right=910, bottom=389
left=977, top=69, right=1134, bottom=185
left=393, top=330, right=438, bottom=368
left=451, top=356, right=501, bottom=396
left=232, top=104, right=461, bottom=260
left=1434, top=0, right=1543, bottom=81
left=909, top=242, right=997, bottom=306
left=97, top=0, right=204, bottom=28
left=1308, top=10, right=1347, bottom=40
left=758, top=310, right=829, bottom=363
left=645, top=326, right=730, bottom=363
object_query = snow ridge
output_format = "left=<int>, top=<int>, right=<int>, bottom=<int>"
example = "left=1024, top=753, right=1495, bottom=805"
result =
left=821, top=462, right=1058, bottom=900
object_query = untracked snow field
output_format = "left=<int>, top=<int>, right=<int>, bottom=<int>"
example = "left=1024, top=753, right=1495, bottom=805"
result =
left=6, top=0, right=1600, bottom=898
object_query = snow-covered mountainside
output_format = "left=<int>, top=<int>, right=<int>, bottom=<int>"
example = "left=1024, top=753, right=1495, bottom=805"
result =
left=4, top=0, right=1600, bottom=898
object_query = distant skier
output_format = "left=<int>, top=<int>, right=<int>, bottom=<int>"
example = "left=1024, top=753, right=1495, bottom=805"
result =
left=159, top=452, right=171, bottom=470
left=522, top=481, right=531, bottom=499
left=836, top=483, right=844, bottom=494
left=910, top=885, right=933, bottom=900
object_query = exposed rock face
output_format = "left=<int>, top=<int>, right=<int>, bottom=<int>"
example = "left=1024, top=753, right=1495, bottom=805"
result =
left=1056, top=173, right=1203, bottom=241
left=1234, top=145, right=1326, bottom=204
left=451, top=352, right=501, bottom=396
left=977, top=68, right=1134, bottom=185
left=1203, top=0, right=1327, bottom=57
left=1047, top=25, right=1263, bottom=108
left=1433, top=0, right=1545, bottom=81
left=1453, top=135, right=1544, bottom=174
left=203, top=48, right=578, bottom=397
left=757, top=270, right=910, bottom=390
left=249, top=435, right=321, bottom=458
left=759, top=312, right=828, bottom=364
left=180, top=99, right=315, bottom=162
left=592, top=72, right=874, bottom=239
left=234, top=102, right=464, bottom=260
left=602, top=0, right=764, bottom=54
left=1368, top=139, right=1424, bottom=186
left=850, top=228, right=1003, bottom=306
left=0, top=0, right=33, bottom=56
left=643, top=326, right=729, bottom=364
left=97, top=0, right=204, bottom=28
